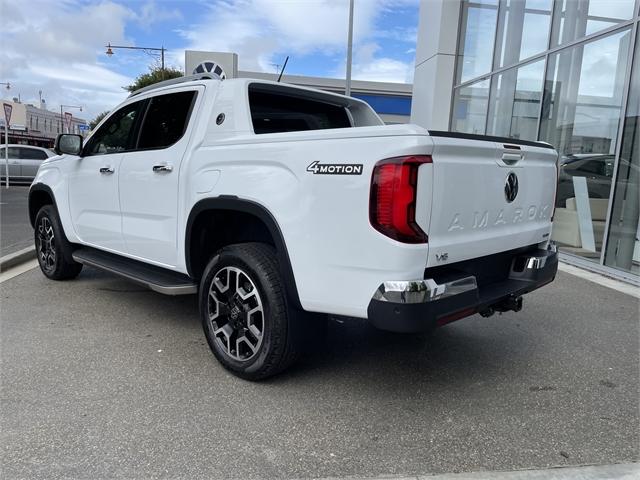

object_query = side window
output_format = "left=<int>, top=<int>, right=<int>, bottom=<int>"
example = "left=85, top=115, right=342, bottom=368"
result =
left=249, top=85, right=352, bottom=134
left=577, top=159, right=605, bottom=176
left=7, top=147, right=21, bottom=158
left=19, top=148, right=48, bottom=160
left=138, top=91, right=196, bottom=150
left=85, top=101, right=142, bottom=156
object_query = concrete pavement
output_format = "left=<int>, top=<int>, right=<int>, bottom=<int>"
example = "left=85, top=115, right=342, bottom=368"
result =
left=1, top=266, right=638, bottom=479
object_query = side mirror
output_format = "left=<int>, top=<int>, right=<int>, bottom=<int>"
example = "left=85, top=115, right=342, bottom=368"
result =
left=55, top=134, right=83, bottom=156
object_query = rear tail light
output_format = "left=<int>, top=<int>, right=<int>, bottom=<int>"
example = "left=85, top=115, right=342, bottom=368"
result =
left=369, top=155, right=431, bottom=243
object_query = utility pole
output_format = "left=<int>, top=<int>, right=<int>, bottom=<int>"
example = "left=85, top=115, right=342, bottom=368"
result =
left=345, top=0, right=354, bottom=97
left=3, top=102, right=12, bottom=188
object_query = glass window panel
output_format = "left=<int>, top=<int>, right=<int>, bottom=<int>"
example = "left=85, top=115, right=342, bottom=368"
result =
left=451, top=78, right=490, bottom=134
left=550, top=0, right=635, bottom=47
left=605, top=32, right=640, bottom=274
left=138, top=91, right=196, bottom=149
left=85, top=101, right=143, bottom=156
left=487, top=59, right=545, bottom=139
left=19, top=148, right=47, bottom=160
left=541, top=28, right=633, bottom=261
left=456, top=1, right=499, bottom=84
left=494, top=0, right=552, bottom=68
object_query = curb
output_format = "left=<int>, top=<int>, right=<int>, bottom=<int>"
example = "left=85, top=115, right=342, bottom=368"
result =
left=0, top=247, right=36, bottom=272
left=314, top=463, right=640, bottom=480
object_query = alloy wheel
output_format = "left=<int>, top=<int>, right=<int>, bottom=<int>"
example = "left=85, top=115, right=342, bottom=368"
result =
left=207, top=266, right=265, bottom=361
left=37, top=216, right=56, bottom=273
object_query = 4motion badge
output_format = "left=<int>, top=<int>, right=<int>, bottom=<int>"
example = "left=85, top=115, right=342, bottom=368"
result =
left=307, top=161, right=363, bottom=175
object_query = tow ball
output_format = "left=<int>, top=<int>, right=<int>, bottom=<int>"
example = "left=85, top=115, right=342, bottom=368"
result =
left=479, top=295, right=523, bottom=318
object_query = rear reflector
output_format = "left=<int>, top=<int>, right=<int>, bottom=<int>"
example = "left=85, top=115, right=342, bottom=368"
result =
left=369, top=155, right=431, bottom=244
left=437, top=307, right=476, bottom=326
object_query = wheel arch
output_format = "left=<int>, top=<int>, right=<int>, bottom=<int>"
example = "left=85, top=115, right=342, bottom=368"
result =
left=28, top=183, right=57, bottom=228
left=185, top=196, right=302, bottom=310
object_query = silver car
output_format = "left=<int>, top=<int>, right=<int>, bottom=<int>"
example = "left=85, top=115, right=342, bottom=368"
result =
left=0, top=144, right=56, bottom=184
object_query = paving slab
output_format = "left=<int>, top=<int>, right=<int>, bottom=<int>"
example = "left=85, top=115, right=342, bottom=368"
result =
left=1, top=267, right=638, bottom=479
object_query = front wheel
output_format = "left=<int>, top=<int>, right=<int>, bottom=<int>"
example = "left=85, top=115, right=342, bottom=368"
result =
left=199, top=243, right=301, bottom=380
left=34, top=205, right=82, bottom=280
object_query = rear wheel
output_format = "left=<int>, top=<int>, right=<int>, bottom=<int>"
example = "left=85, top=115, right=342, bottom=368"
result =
left=199, top=243, right=302, bottom=380
left=34, top=205, right=82, bottom=280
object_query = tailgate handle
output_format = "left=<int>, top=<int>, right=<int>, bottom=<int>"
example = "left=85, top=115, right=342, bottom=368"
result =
left=501, top=153, right=523, bottom=165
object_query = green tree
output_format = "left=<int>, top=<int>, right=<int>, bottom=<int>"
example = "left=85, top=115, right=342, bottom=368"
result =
left=124, top=66, right=184, bottom=93
left=89, top=110, right=110, bottom=130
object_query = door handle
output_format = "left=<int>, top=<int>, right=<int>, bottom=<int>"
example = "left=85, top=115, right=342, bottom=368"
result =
left=501, top=153, right=523, bottom=165
left=153, top=164, right=173, bottom=173
left=99, top=167, right=114, bottom=174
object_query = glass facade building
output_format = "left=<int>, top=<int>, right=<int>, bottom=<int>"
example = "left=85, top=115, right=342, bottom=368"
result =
left=426, top=0, right=639, bottom=280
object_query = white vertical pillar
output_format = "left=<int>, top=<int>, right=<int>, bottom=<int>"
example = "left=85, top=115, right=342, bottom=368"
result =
left=410, top=0, right=462, bottom=130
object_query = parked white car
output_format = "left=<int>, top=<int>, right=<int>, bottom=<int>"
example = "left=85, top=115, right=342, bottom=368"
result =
left=29, top=74, right=559, bottom=379
left=0, top=144, right=55, bottom=183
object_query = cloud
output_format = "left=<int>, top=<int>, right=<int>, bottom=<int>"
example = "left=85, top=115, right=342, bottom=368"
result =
left=176, top=0, right=415, bottom=82
left=348, top=42, right=414, bottom=83
left=0, top=0, right=135, bottom=120
left=135, top=0, right=183, bottom=32
left=0, top=0, right=418, bottom=126
left=174, top=0, right=380, bottom=72
left=353, top=57, right=414, bottom=83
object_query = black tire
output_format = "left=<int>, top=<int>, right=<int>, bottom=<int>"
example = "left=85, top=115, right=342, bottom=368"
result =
left=34, top=205, right=83, bottom=280
left=199, top=243, right=302, bottom=380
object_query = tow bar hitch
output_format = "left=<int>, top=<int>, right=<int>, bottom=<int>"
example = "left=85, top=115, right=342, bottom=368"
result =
left=479, top=295, right=523, bottom=317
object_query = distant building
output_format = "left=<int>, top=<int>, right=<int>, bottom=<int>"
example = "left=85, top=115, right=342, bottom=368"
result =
left=0, top=98, right=88, bottom=148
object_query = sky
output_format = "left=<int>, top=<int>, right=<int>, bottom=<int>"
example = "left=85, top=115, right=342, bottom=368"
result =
left=0, top=0, right=419, bottom=122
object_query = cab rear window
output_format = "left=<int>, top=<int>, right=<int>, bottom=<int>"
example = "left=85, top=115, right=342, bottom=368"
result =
left=249, top=84, right=351, bottom=134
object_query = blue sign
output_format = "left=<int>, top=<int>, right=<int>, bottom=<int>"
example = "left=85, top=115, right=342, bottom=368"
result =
left=78, top=124, right=89, bottom=131
left=351, top=93, right=412, bottom=116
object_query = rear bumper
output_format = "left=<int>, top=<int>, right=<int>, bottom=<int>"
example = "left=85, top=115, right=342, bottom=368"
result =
left=367, top=245, right=558, bottom=333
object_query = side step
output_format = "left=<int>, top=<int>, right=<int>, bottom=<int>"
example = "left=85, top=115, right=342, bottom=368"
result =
left=72, top=247, right=197, bottom=295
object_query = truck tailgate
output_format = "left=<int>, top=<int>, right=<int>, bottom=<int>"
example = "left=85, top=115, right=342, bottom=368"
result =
left=419, top=134, right=558, bottom=268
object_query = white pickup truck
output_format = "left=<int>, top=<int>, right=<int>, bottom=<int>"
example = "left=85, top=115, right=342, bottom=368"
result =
left=29, top=74, right=559, bottom=380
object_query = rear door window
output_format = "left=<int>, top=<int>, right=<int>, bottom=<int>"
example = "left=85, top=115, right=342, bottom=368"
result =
left=19, top=148, right=48, bottom=160
left=137, top=91, right=196, bottom=149
left=6, top=147, right=21, bottom=158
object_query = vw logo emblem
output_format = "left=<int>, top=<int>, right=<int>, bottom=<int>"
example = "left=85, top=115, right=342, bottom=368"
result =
left=193, top=61, right=226, bottom=80
left=504, top=172, right=519, bottom=203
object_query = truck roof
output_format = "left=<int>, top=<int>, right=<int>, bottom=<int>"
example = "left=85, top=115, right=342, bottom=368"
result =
left=128, top=74, right=356, bottom=103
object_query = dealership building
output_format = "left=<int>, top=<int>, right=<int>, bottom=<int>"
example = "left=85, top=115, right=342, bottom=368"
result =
left=412, top=0, right=639, bottom=282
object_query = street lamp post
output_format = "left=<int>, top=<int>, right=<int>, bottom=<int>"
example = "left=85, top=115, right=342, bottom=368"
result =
left=345, top=0, right=354, bottom=97
left=1, top=82, right=10, bottom=188
left=105, top=43, right=166, bottom=78
left=60, top=104, right=82, bottom=134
